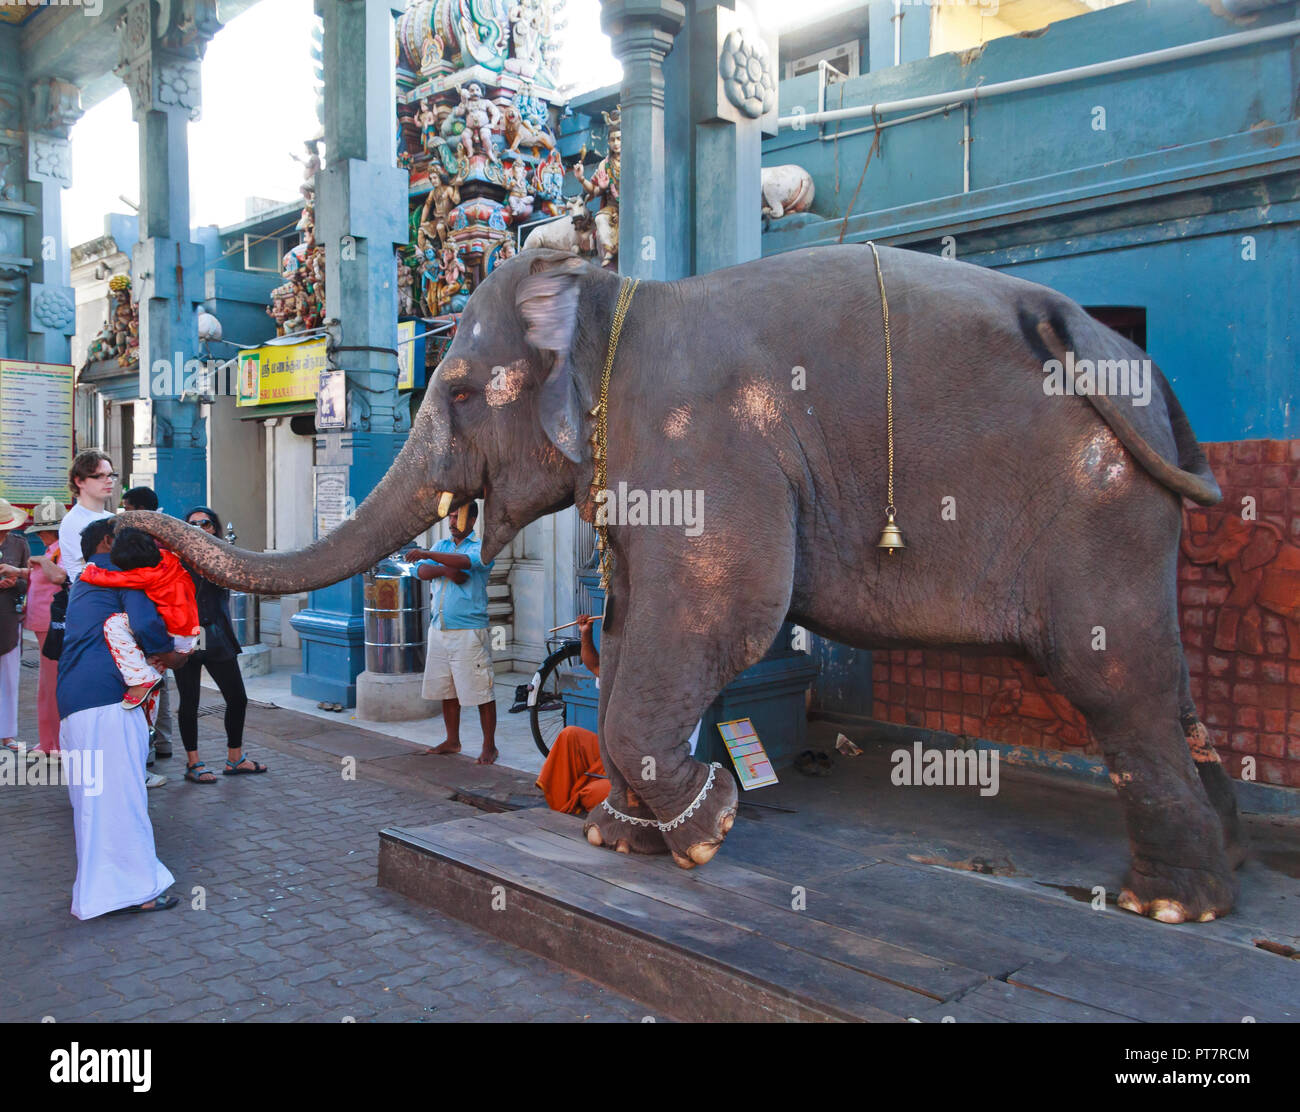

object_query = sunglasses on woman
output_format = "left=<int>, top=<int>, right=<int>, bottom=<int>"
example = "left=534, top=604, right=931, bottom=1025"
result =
left=189, top=519, right=215, bottom=529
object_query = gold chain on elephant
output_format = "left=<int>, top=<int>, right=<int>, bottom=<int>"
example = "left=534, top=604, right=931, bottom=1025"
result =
left=590, top=276, right=640, bottom=608
left=869, top=242, right=905, bottom=554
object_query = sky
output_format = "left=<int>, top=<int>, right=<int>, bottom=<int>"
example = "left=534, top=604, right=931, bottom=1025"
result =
left=64, top=0, right=847, bottom=244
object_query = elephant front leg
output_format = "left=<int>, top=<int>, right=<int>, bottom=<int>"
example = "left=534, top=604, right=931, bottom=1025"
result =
left=599, top=706, right=739, bottom=870
left=574, top=618, right=667, bottom=855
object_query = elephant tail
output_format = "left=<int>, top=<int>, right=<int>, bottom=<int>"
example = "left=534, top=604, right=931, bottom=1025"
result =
left=1030, top=311, right=1223, bottom=507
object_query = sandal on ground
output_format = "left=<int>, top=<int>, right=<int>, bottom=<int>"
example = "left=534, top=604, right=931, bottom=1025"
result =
left=122, top=676, right=164, bottom=711
left=223, top=755, right=268, bottom=776
left=183, top=761, right=217, bottom=784
left=106, top=893, right=180, bottom=916
left=794, top=749, right=832, bottom=777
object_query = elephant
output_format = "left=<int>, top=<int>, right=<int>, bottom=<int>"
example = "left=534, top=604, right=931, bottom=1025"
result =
left=1182, top=510, right=1300, bottom=659
left=122, top=244, right=1242, bottom=925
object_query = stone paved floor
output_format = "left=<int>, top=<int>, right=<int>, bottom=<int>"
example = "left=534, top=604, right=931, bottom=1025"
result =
left=0, top=658, right=644, bottom=1022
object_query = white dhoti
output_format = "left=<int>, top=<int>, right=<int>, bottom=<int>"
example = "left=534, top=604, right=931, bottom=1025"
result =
left=60, top=703, right=175, bottom=920
left=0, top=641, right=19, bottom=738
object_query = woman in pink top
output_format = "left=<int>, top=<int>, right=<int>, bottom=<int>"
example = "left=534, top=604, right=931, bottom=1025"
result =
left=22, top=503, right=67, bottom=755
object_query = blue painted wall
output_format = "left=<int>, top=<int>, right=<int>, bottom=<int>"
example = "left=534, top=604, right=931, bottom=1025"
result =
left=763, top=0, right=1298, bottom=444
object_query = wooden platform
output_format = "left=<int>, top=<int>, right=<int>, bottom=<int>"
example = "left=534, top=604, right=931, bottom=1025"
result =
left=378, top=807, right=1300, bottom=1022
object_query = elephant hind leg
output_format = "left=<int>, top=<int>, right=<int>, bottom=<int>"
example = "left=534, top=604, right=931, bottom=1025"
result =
left=1032, top=604, right=1236, bottom=924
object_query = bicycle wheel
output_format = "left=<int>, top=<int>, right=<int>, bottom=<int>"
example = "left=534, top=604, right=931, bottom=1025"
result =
left=529, top=639, right=582, bottom=758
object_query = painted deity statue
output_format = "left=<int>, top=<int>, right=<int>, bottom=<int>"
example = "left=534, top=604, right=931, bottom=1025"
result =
left=104, top=275, right=140, bottom=368
left=416, top=98, right=439, bottom=157
left=397, top=256, right=417, bottom=317
left=507, top=0, right=545, bottom=75
left=503, top=159, right=533, bottom=222
left=429, top=242, right=465, bottom=316
left=574, top=109, right=622, bottom=268
left=418, top=168, right=462, bottom=256
left=291, top=139, right=321, bottom=200
left=452, top=83, right=502, bottom=162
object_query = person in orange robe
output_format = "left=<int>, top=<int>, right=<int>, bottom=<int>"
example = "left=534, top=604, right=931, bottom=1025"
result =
left=535, top=614, right=611, bottom=815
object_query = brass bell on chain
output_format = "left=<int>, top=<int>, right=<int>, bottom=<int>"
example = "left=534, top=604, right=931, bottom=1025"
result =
left=877, top=508, right=905, bottom=554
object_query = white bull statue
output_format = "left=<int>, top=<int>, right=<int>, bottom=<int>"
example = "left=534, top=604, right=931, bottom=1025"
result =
left=761, top=164, right=815, bottom=221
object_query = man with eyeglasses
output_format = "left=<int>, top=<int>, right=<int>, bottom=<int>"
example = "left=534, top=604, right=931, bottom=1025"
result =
left=59, top=451, right=118, bottom=585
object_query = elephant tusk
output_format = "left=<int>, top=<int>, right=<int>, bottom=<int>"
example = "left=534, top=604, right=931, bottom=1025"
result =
left=455, top=505, right=470, bottom=533
left=437, top=491, right=454, bottom=518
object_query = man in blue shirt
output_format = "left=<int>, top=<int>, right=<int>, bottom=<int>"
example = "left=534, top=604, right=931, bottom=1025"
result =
left=405, top=501, right=498, bottom=764
left=57, top=518, right=188, bottom=918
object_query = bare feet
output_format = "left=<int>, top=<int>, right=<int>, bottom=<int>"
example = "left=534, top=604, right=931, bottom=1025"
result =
left=476, top=746, right=499, bottom=766
left=423, top=739, right=462, bottom=755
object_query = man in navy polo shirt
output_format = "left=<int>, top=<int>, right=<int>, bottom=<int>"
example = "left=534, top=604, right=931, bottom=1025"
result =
left=57, top=518, right=189, bottom=918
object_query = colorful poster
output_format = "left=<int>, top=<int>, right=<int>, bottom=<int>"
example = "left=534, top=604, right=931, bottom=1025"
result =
left=316, top=370, right=346, bottom=429
left=0, top=360, right=74, bottom=506
left=716, top=718, right=778, bottom=790
left=397, top=319, right=416, bottom=391
left=236, top=338, right=328, bottom=406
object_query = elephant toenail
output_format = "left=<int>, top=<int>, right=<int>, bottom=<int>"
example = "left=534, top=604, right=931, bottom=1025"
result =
left=586, top=826, right=604, bottom=847
left=1150, top=899, right=1187, bottom=923
left=687, top=841, right=720, bottom=866
left=1117, top=889, right=1145, bottom=914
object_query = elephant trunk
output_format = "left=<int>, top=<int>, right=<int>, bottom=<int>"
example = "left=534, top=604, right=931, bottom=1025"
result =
left=119, top=425, right=464, bottom=594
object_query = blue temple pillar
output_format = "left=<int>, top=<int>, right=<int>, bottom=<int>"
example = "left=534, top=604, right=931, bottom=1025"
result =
left=601, top=0, right=686, bottom=280
left=23, top=79, right=81, bottom=367
left=114, top=0, right=220, bottom=513
left=687, top=2, right=773, bottom=273
left=290, top=0, right=411, bottom=706
left=571, top=2, right=816, bottom=767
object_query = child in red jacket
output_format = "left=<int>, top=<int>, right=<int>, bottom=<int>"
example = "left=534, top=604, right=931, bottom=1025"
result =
left=79, top=527, right=199, bottom=710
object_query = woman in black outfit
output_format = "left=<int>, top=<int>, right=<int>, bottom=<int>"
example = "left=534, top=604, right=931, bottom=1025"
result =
left=176, top=506, right=268, bottom=784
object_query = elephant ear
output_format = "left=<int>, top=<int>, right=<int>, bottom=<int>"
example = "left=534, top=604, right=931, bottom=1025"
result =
left=515, top=255, right=588, bottom=463
left=1240, top=526, right=1280, bottom=572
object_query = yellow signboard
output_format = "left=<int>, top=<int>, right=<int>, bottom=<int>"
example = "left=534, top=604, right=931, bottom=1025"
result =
left=236, top=338, right=329, bottom=406
left=0, top=360, right=74, bottom=506
left=398, top=320, right=416, bottom=391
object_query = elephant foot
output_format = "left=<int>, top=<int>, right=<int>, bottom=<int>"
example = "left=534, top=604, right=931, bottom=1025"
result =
left=581, top=787, right=669, bottom=856
left=1117, top=859, right=1237, bottom=924
left=657, top=762, right=739, bottom=871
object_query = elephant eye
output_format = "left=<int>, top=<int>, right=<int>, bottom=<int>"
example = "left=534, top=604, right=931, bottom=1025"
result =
left=450, top=387, right=473, bottom=404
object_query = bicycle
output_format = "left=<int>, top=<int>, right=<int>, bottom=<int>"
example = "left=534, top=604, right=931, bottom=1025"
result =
left=527, top=635, right=584, bottom=757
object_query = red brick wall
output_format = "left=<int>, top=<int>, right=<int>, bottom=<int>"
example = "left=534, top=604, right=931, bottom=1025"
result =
left=870, top=439, right=1300, bottom=789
